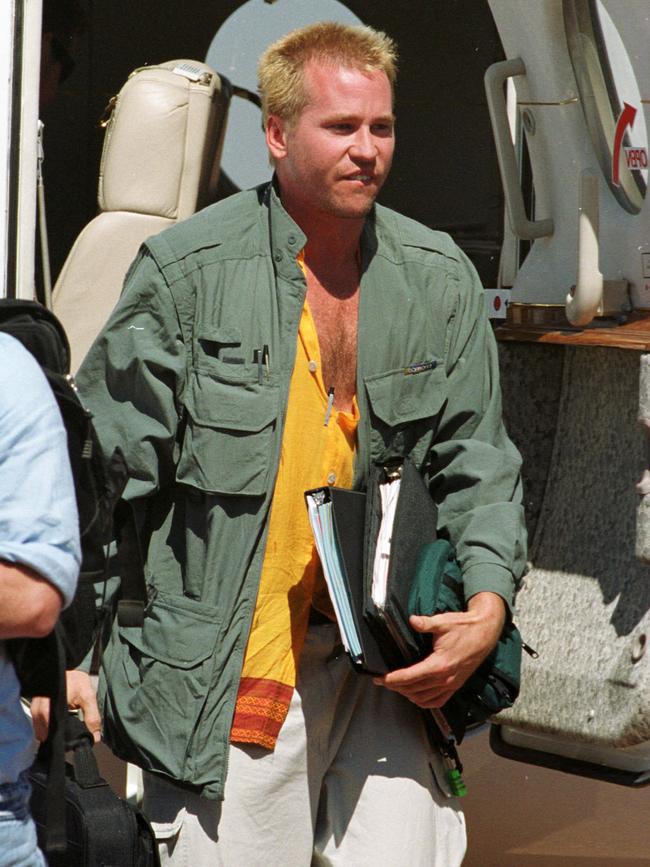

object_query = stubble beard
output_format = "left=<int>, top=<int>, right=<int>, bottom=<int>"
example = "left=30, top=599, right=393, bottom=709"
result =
left=321, top=186, right=380, bottom=221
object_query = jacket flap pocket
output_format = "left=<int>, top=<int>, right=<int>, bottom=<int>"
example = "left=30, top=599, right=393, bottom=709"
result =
left=197, top=326, right=242, bottom=346
left=364, top=362, right=447, bottom=427
left=120, top=592, right=221, bottom=668
left=185, top=371, right=279, bottom=431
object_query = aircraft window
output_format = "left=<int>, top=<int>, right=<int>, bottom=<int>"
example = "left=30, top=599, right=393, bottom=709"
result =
left=564, top=0, right=647, bottom=214
left=205, top=0, right=363, bottom=192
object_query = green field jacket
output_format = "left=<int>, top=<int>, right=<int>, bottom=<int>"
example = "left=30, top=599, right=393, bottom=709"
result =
left=77, top=182, right=526, bottom=799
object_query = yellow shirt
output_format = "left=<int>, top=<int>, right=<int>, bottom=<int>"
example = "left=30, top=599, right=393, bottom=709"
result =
left=230, top=300, right=358, bottom=750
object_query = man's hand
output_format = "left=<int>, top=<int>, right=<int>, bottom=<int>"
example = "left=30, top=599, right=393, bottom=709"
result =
left=373, top=591, right=506, bottom=709
left=31, top=670, right=102, bottom=742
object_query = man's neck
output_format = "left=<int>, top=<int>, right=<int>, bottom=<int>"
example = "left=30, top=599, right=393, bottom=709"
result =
left=303, top=224, right=362, bottom=273
left=279, top=195, right=365, bottom=267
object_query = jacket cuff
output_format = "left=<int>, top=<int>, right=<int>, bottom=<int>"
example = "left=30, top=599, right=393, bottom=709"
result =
left=462, top=564, right=515, bottom=613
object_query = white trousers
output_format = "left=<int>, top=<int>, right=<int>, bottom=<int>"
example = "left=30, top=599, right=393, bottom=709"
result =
left=143, top=623, right=466, bottom=867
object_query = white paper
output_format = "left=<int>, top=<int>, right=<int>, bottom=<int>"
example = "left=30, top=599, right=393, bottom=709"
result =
left=371, top=475, right=401, bottom=608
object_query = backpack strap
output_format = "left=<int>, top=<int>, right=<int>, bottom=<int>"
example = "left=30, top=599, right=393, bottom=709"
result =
left=114, top=499, right=148, bottom=628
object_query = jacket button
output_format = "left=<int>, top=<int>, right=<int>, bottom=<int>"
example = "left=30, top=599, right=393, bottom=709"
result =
left=274, top=250, right=283, bottom=262
left=308, top=360, right=317, bottom=373
left=288, top=234, right=297, bottom=246
left=327, top=472, right=336, bottom=485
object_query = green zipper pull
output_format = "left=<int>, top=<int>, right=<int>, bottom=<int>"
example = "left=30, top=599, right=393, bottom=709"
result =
left=446, top=767, right=468, bottom=798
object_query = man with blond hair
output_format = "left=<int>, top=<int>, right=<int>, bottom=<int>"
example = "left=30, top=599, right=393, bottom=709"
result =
left=70, top=20, right=525, bottom=866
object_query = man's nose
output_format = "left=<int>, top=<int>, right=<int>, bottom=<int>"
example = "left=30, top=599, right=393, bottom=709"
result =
left=349, top=127, right=377, bottom=160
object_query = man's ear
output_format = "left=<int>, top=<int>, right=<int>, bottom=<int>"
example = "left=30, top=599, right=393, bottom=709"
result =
left=266, top=114, right=288, bottom=162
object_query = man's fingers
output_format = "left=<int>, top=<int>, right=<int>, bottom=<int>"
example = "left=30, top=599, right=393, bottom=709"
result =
left=375, top=655, right=453, bottom=689
left=374, top=679, right=454, bottom=708
left=409, top=690, right=456, bottom=709
left=409, top=612, right=465, bottom=634
left=80, top=694, right=102, bottom=741
left=396, top=687, right=457, bottom=709
left=30, top=696, right=51, bottom=742
left=31, top=674, right=102, bottom=743
left=373, top=679, right=456, bottom=709
left=66, top=670, right=102, bottom=742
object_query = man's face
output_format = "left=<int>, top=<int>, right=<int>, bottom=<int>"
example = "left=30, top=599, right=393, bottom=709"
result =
left=268, top=60, right=395, bottom=223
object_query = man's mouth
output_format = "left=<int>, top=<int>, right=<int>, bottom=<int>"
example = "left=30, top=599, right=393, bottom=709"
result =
left=346, top=174, right=373, bottom=183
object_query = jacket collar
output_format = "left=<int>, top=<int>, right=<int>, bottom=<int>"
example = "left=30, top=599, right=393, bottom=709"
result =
left=264, top=179, right=307, bottom=284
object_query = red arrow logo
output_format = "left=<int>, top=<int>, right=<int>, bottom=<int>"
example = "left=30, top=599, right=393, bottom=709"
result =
left=612, top=102, right=637, bottom=186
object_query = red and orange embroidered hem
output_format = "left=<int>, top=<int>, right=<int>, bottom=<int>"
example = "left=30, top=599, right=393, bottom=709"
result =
left=230, top=677, right=294, bottom=751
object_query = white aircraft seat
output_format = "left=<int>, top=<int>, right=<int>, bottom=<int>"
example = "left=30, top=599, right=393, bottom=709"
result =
left=53, top=59, right=230, bottom=372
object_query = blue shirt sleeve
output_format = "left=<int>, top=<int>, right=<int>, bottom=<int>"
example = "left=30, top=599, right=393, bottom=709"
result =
left=0, top=334, right=80, bottom=607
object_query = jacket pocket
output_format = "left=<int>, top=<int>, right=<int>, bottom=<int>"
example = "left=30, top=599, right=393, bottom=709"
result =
left=108, top=591, right=221, bottom=780
left=195, top=326, right=248, bottom=381
left=364, top=362, right=448, bottom=464
left=176, top=370, right=279, bottom=496
left=119, top=590, right=220, bottom=667
left=364, top=362, right=447, bottom=427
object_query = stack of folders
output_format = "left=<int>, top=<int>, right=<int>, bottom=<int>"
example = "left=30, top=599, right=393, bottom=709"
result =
left=305, top=460, right=467, bottom=796
left=305, top=459, right=437, bottom=677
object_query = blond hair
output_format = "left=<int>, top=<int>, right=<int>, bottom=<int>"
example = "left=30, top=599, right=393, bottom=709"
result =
left=258, top=21, right=398, bottom=126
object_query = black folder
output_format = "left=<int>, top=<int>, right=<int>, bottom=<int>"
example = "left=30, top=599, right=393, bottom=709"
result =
left=326, top=486, right=386, bottom=675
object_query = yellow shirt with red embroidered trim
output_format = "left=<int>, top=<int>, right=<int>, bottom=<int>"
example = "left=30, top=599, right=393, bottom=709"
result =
left=230, top=300, right=358, bottom=750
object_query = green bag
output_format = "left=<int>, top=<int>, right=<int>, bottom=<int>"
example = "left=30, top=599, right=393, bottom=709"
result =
left=408, top=539, right=524, bottom=742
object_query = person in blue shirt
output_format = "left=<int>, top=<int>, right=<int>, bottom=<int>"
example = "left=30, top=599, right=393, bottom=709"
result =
left=0, top=333, right=80, bottom=867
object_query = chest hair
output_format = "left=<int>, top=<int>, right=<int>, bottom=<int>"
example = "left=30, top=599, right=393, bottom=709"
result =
left=305, top=263, right=359, bottom=411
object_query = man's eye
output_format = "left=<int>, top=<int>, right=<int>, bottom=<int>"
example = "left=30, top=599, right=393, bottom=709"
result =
left=372, top=124, right=394, bottom=136
left=330, top=123, right=353, bottom=132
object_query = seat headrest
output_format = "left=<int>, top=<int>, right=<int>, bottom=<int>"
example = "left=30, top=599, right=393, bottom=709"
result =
left=97, top=59, right=230, bottom=220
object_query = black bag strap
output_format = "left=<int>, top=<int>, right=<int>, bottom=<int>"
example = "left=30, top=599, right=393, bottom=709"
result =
left=40, top=628, right=68, bottom=853
left=114, top=499, right=148, bottom=628
left=64, top=715, right=107, bottom=789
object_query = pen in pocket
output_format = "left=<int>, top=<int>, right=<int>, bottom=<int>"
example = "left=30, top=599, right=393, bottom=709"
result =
left=254, top=346, right=271, bottom=384
left=324, top=386, right=335, bottom=426
left=253, top=349, right=262, bottom=385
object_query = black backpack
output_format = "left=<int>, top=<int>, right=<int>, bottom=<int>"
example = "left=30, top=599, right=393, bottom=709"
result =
left=0, top=299, right=147, bottom=856
left=2, top=298, right=128, bottom=673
